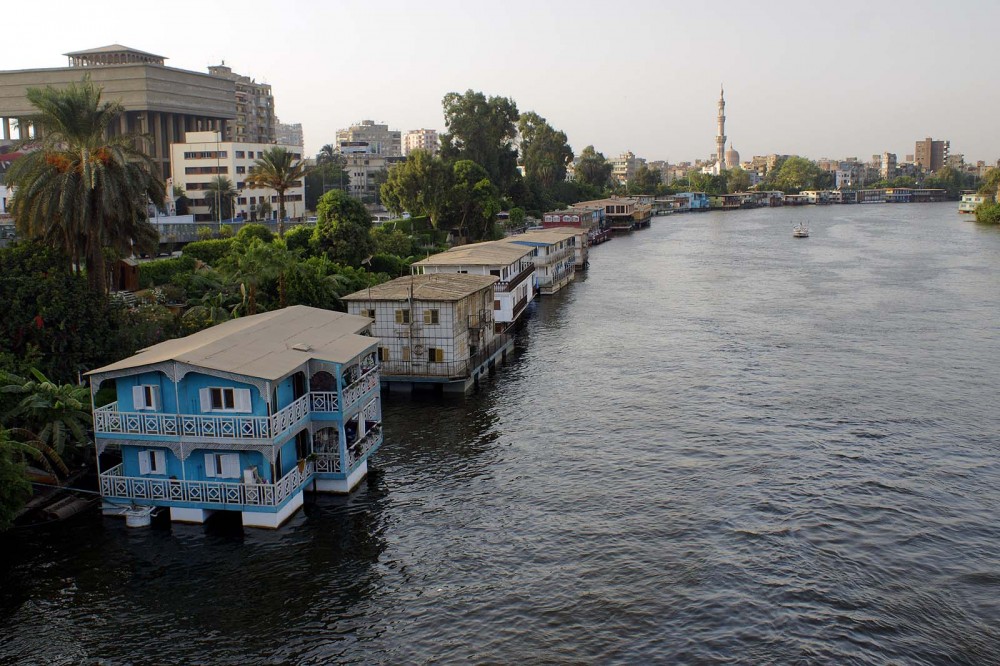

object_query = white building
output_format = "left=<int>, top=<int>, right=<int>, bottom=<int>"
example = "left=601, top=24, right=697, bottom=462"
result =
left=342, top=274, right=512, bottom=393
left=501, top=228, right=580, bottom=295
left=403, top=129, right=440, bottom=155
left=411, top=241, right=536, bottom=333
left=170, top=131, right=304, bottom=222
left=336, top=120, right=401, bottom=156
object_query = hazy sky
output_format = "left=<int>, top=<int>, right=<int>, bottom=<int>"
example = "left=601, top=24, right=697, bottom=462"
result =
left=6, top=0, right=999, bottom=164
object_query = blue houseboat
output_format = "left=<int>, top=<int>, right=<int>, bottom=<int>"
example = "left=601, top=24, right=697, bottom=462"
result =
left=87, top=306, right=383, bottom=528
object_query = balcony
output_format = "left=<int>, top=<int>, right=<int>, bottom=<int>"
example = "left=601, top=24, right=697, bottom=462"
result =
left=94, top=374, right=379, bottom=442
left=99, top=461, right=311, bottom=508
left=494, top=263, right=535, bottom=293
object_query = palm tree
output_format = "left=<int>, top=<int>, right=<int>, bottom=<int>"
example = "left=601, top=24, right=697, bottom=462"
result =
left=243, top=147, right=310, bottom=236
left=317, top=144, right=338, bottom=165
left=202, top=175, right=237, bottom=222
left=0, top=369, right=92, bottom=462
left=0, top=426, right=70, bottom=479
left=6, top=76, right=165, bottom=293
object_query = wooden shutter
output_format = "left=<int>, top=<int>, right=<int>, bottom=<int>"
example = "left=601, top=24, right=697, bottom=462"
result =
left=133, top=386, right=146, bottom=410
left=435, top=348, right=444, bottom=363
left=152, top=450, right=166, bottom=474
left=199, top=388, right=212, bottom=412
left=148, top=386, right=161, bottom=411
left=234, top=389, right=252, bottom=413
left=204, top=453, right=217, bottom=477
left=138, top=451, right=151, bottom=475
left=221, top=454, right=240, bottom=478
left=402, top=346, right=410, bottom=361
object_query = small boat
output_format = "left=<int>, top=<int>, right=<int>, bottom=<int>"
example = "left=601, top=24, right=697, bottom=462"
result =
left=792, top=223, right=809, bottom=238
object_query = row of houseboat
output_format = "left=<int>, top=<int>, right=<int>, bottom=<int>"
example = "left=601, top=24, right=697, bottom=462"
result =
left=654, top=188, right=949, bottom=213
left=87, top=196, right=654, bottom=529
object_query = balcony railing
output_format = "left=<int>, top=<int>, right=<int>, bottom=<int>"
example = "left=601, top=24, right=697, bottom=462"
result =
left=99, top=461, right=312, bottom=508
left=94, top=378, right=379, bottom=441
left=347, top=424, right=383, bottom=468
left=494, top=263, right=535, bottom=293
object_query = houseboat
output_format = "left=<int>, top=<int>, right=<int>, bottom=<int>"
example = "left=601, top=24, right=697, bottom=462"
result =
left=959, top=192, right=988, bottom=214
left=411, top=240, right=536, bottom=333
left=87, top=306, right=383, bottom=528
left=342, top=273, right=513, bottom=393
left=501, top=228, right=580, bottom=295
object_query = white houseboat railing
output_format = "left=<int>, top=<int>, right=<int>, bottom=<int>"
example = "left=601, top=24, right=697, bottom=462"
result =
left=94, top=379, right=379, bottom=440
left=312, top=452, right=341, bottom=474
left=347, top=424, right=383, bottom=468
left=100, top=461, right=313, bottom=508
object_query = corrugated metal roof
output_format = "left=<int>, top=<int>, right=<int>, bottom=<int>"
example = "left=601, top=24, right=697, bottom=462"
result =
left=342, top=273, right=497, bottom=302
left=412, top=240, right=533, bottom=267
left=87, top=305, right=375, bottom=381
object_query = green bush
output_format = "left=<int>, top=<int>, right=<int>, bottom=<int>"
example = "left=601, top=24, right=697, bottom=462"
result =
left=218, top=224, right=234, bottom=238
left=137, top=255, right=197, bottom=289
left=284, top=225, right=314, bottom=255
left=369, top=253, right=411, bottom=277
left=196, top=226, right=215, bottom=240
left=183, top=238, right=235, bottom=265
left=975, top=201, right=1000, bottom=224
left=236, top=223, right=274, bottom=244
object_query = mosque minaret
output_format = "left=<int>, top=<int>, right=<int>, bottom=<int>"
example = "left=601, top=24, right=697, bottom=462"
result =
left=716, top=85, right=727, bottom=172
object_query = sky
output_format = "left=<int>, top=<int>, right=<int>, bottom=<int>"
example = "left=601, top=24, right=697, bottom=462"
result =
left=5, top=0, right=999, bottom=164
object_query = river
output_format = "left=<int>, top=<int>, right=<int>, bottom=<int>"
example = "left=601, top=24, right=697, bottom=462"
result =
left=2, top=202, right=999, bottom=664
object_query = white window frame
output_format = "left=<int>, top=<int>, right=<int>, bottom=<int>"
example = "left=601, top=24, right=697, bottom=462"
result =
left=132, top=384, right=160, bottom=411
left=204, top=453, right=241, bottom=479
left=199, top=387, right=252, bottom=413
left=138, top=449, right=166, bottom=475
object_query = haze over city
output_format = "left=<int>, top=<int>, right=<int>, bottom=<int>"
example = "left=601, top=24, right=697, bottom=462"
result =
left=3, top=0, right=999, bottom=162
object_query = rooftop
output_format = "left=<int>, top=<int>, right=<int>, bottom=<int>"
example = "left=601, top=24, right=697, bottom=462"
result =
left=64, top=44, right=166, bottom=60
left=412, top=240, right=533, bottom=267
left=87, top=305, right=375, bottom=381
left=342, top=274, right=498, bottom=302
left=503, top=228, right=583, bottom=245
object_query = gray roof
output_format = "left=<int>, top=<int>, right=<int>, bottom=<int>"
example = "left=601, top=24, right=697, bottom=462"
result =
left=64, top=44, right=167, bottom=60
left=87, top=305, right=376, bottom=381
left=342, top=274, right=498, bottom=302
left=412, top=240, right=533, bottom=267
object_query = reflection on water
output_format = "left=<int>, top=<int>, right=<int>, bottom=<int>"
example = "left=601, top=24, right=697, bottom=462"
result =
left=2, top=203, right=1000, bottom=664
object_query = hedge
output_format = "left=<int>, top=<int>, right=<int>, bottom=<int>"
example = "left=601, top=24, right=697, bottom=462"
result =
left=137, top=255, right=197, bottom=289
left=182, top=238, right=235, bottom=265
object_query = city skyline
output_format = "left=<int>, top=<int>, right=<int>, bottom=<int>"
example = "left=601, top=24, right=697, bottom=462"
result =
left=2, top=0, right=998, bottom=164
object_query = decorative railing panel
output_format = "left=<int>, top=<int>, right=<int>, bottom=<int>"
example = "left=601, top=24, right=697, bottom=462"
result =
left=313, top=453, right=341, bottom=475
left=347, top=425, right=383, bottom=468
left=99, top=462, right=313, bottom=508
left=270, top=393, right=310, bottom=437
left=343, top=369, right=380, bottom=409
left=310, top=392, right=339, bottom=413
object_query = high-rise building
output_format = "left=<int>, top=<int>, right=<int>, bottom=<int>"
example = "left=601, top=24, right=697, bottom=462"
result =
left=403, top=129, right=440, bottom=155
left=335, top=120, right=401, bottom=156
left=276, top=120, right=304, bottom=149
left=880, top=152, right=897, bottom=180
left=207, top=63, right=276, bottom=145
left=0, top=45, right=236, bottom=178
left=914, top=137, right=949, bottom=173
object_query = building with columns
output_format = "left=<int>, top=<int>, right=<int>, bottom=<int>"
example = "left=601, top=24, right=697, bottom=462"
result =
left=0, top=45, right=236, bottom=179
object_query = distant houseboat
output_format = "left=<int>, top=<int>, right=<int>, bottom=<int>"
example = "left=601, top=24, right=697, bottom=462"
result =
left=87, top=306, right=383, bottom=528
left=959, top=193, right=987, bottom=214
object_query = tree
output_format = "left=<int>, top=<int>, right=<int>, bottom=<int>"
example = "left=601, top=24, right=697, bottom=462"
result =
left=628, top=164, right=662, bottom=194
left=726, top=168, right=751, bottom=193
left=975, top=201, right=1000, bottom=224
left=202, top=176, right=237, bottom=222
left=977, top=168, right=1000, bottom=196
left=574, top=145, right=613, bottom=189
left=372, top=227, right=414, bottom=257
left=305, top=148, right=350, bottom=210
left=6, top=76, right=164, bottom=293
left=244, top=147, right=310, bottom=235
left=765, top=156, right=825, bottom=193
left=381, top=150, right=452, bottom=229
left=518, top=111, right=574, bottom=189
left=0, top=448, right=32, bottom=531
left=439, top=90, right=520, bottom=195
left=0, top=368, right=92, bottom=465
left=313, top=190, right=376, bottom=266
left=227, top=238, right=287, bottom=315
left=447, top=160, right=501, bottom=241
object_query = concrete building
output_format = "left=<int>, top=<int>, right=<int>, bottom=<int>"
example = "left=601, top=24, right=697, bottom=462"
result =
left=342, top=274, right=512, bottom=393
left=0, top=45, right=236, bottom=178
left=276, top=120, right=303, bottom=149
left=914, top=137, right=949, bottom=173
left=336, top=120, right=401, bottom=156
left=170, top=131, right=304, bottom=222
left=880, top=152, right=897, bottom=180
left=207, top=63, right=276, bottom=145
left=610, top=151, right=645, bottom=185
left=403, top=129, right=440, bottom=155
left=342, top=151, right=405, bottom=202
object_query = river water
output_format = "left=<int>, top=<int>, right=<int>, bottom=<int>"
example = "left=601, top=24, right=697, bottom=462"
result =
left=2, top=202, right=999, bottom=664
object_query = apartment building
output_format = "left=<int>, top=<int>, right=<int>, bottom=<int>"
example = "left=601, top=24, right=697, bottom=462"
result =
left=336, top=120, right=401, bottom=156
left=403, top=129, right=440, bottom=155
left=207, top=63, right=276, bottom=144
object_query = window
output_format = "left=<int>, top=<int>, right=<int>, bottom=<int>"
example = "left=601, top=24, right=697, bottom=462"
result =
left=361, top=309, right=375, bottom=319
left=378, top=347, right=389, bottom=362
left=402, top=346, right=411, bottom=361
left=132, top=384, right=160, bottom=410
left=494, top=300, right=501, bottom=310
left=235, top=151, right=245, bottom=158
left=395, top=309, right=410, bottom=324
left=199, top=387, right=252, bottom=413
left=138, top=449, right=166, bottom=475
left=236, top=166, right=246, bottom=174
left=423, top=309, right=439, bottom=325
left=427, top=348, right=444, bottom=363
left=204, top=453, right=241, bottom=479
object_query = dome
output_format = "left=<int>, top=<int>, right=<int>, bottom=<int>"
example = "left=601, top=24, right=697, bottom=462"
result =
left=725, top=144, right=740, bottom=168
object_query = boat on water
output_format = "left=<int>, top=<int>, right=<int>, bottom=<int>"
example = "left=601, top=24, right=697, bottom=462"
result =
left=792, top=223, right=810, bottom=238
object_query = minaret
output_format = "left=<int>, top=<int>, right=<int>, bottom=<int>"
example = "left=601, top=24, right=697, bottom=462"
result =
left=716, top=85, right=727, bottom=171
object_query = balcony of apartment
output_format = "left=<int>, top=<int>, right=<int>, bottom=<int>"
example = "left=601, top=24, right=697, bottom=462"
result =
left=494, top=263, right=535, bottom=294
left=93, top=369, right=380, bottom=442
left=380, top=334, right=511, bottom=381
